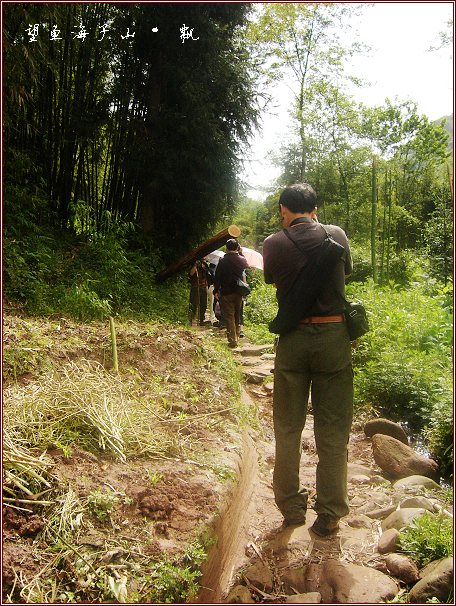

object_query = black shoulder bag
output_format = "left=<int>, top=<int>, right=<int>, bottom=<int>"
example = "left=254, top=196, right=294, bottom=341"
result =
left=268, top=225, right=346, bottom=335
left=342, top=297, right=369, bottom=341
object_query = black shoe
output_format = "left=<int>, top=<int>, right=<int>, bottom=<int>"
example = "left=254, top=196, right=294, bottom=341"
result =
left=282, top=516, right=306, bottom=528
left=309, top=513, right=339, bottom=537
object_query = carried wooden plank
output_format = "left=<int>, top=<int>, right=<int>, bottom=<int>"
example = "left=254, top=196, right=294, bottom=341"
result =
left=157, top=225, right=241, bottom=282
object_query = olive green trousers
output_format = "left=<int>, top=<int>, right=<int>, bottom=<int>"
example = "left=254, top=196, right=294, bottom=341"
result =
left=273, top=323, right=353, bottom=523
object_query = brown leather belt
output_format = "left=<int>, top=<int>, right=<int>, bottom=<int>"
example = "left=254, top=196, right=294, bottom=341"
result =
left=300, top=314, right=345, bottom=324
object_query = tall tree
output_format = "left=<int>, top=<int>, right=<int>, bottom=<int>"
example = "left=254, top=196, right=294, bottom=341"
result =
left=247, top=3, right=365, bottom=182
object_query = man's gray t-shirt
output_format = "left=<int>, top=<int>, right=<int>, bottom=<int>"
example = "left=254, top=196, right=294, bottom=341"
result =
left=263, top=221, right=352, bottom=317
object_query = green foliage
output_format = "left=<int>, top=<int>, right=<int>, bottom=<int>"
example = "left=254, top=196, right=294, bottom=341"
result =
left=146, top=470, right=163, bottom=487
left=58, top=282, right=113, bottom=321
left=244, top=281, right=277, bottom=327
left=398, top=512, right=453, bottom=567
left=349, top=278, right=452, bottom=476
left=87, top=489, right=118, bottom=522
left=348, top=241, right=373, bottom=282
left=147, top=560, right=200, bottom=603
left=425, top=399, right=454, bottom=479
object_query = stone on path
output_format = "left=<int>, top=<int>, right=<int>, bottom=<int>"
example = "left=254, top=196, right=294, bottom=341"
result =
left=384, top=553, right=420, bottom=584
left=243, top=560, right=274, bottom=592
left=393, top=475, right=441, bottom=490
left=399, top=496, right=436, bottom=512
left=377, top=528, right=400, bottom=554
left=285, top=592, right=322, bottom=603
left=371, top=434, right=439, bottom=481
left=236, top=344, right=274, bottom=357
left=381, top=507, right=426, bottom=532
left=365, top=504, right=398, bottom=520
left=409, top=557, right=453, bottom=604
left=280, top=561, right=398, bottom=603
left=225, top=584, right=255, bottom=603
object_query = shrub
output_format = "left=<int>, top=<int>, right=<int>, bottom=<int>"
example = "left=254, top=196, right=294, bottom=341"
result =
left=425, top=398, right=453, bottom=480
left=58, top=282, right=113, bottom=321
left=398, top=511, right=453, bottom=567
left=243, top=281, right=276, bottom=328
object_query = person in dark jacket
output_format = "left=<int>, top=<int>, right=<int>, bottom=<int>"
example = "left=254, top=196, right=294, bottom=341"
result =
left=213, top=239, right=248, bottom=348
left=263, top=183, right=353, bottom=537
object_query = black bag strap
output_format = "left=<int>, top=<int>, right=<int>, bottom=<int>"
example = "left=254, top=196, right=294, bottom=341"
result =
left=282, top=223, right=327, bottom=255
left=284, top=223, right=348, bottom=304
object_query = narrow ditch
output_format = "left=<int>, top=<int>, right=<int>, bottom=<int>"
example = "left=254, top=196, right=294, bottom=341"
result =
left=197, top=428, right=259, bottom=603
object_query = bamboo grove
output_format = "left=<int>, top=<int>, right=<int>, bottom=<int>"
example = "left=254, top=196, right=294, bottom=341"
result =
left=4, top=3, right=258, bottom=256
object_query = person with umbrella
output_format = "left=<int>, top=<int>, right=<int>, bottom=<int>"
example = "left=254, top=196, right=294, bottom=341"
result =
left=213, top=239, right=249, bottom=348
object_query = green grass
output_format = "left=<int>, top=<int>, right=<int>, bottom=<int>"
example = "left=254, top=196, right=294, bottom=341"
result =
left=398, top=511, right=453, bottom=566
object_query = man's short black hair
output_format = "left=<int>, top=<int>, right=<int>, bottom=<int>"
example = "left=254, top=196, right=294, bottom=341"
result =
left=226, top=238, right=239, bottom=251
left=279, top=183, right=317, bottom=213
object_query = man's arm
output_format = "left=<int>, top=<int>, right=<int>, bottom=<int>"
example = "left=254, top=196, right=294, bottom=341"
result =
left=213, top=260, right=223, bottom=294
left=262, top=239, right=274, bottom=285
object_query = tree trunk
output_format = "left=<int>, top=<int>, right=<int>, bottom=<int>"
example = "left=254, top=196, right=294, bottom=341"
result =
left=371, top=155, right=378, bottom=283
left=157, top=225, right=241, bottom=282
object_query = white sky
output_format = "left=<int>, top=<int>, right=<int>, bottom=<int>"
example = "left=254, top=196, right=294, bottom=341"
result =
left=241, top=2, right=454, bottom=199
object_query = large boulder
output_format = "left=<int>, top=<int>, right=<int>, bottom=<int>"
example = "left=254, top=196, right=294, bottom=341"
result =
left=364, top=418, right=409, bottom=444
left=408, top=557, right=453, bottom=603
left=371, top=435, right=439, bottom=481
left=280, top=561, right=398, bottom=603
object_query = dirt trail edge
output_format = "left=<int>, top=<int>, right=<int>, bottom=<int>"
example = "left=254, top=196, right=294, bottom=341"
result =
left=198, top=340, right=448, bottom=605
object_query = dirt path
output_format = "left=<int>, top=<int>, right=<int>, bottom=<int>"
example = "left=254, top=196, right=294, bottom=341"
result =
left=208, top=339, right=437, bottom=604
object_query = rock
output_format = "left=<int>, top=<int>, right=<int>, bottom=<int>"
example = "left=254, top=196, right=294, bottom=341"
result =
left=378, top=528, right=400, bottom=554
left=225, top=585, right=255, bottom=603
left=381, top=508, right=426, bottom=532
left=281, top=561, right=398, bottom=603
left=244, top=371, right=266, bottom=384
left=409, top=557, right=453, bottom=604
left=393, top=475, right=441, bottom=490
left=243, top=560, right=274, bottom=592
left=346, top=514, right=372, bottom=529
left=419, top=559, right=444, bottom=579
left=365, top=505, right=398, bottom=520
left=369, top=474, right=390, bottom=486
left=350, top=474, right=371, bottom=485
left=364, top=418, right=409, bottom=444
left=384, top=553, right=420, bottom=584
left=399, top=496, right=436, bottom=512
left=237, top=344, right=274, bottom=357
left=285, top=592, right=321, bottom=603
left=371, top=435, right=439, bottom=481
left=263, top=383, right=274, bottom=394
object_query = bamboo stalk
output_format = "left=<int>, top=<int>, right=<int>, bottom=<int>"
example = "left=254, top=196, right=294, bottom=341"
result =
left=109, top=316, right=119, bottom=373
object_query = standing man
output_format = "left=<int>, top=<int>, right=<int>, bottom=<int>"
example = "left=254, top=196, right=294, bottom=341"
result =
left=188, top=259, right=209, bottom=326
left=263, top=183, right=353, bottom=536
left=214, top=239, right=249, bottom=348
